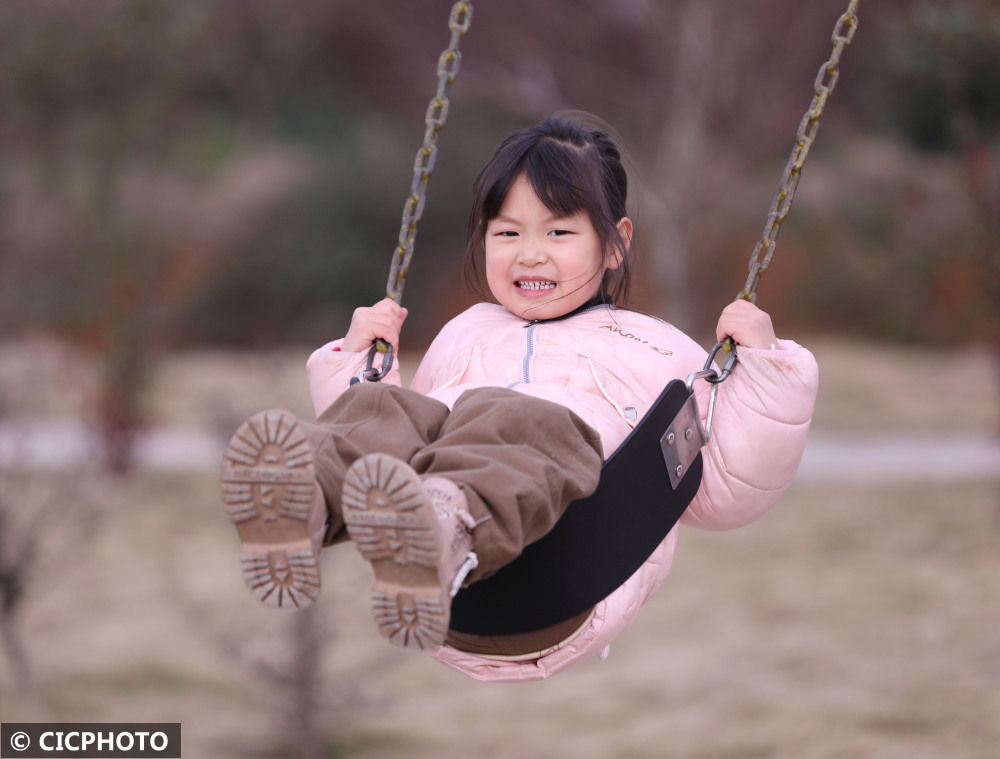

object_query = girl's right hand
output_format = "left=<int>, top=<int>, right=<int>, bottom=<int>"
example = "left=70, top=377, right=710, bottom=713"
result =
left=342, top=298, right=408, bottom=353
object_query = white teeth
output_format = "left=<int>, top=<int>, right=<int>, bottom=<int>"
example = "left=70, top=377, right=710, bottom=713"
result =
left=517, top=281, right=555, bottom=291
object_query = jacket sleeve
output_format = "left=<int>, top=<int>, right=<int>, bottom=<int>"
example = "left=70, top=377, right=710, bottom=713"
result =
left=679, top=338, right=819, bottom=531
left=305, top=339, right=402, bottom=417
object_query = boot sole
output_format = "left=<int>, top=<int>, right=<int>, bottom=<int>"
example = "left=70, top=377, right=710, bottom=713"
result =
left=342, top=453, right=449, bottom=650
left=221, top=410, right=320, bottom=610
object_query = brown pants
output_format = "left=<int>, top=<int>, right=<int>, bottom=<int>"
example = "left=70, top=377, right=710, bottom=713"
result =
left=309, top=382, right=604, bottom=583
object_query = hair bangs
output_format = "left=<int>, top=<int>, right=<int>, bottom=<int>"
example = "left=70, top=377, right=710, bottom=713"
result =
left=521, top=139, right=597, bottom=220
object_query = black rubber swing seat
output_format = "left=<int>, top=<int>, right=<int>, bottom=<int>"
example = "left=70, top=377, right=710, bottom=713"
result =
left=448, top=377, right=703, bottom=636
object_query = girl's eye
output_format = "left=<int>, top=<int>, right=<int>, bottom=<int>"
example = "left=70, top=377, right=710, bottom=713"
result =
left=495, top=230, right=518, bottom=237
left=549, top=229, right=573, bottom=237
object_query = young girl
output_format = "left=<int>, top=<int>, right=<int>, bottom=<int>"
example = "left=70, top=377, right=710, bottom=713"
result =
left=221, top=114, right=819, bottom=682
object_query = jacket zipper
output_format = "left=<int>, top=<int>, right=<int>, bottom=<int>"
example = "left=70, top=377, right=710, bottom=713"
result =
left=507, top=322, right=537, bottom=388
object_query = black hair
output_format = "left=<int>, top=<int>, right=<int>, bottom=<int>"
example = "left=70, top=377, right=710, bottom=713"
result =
left=464, top=113, right=633, bottom=306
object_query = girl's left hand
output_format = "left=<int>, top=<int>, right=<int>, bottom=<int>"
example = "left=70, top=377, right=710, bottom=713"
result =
left=715, top=299, right=779, bottom=349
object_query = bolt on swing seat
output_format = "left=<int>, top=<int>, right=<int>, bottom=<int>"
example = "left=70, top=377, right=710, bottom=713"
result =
left=355, top=0, right=860, bottom=639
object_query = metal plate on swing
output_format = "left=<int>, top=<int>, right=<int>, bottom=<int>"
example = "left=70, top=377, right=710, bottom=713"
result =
left=660, top=391, right=705, bottom=490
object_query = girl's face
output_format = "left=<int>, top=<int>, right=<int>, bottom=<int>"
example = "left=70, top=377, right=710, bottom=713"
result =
left=484, top=174, right=629, bottom=321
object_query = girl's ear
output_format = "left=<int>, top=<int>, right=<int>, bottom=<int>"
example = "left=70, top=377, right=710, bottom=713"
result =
left=606, top=217, right=633, bottom=270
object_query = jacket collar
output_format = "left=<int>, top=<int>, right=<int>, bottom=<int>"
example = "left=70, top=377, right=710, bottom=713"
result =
left=524, top=294, right=609, bottom=326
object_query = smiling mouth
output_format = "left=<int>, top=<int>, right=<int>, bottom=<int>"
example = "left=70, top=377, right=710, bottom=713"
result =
left=516, top=280, right=556, bottom=291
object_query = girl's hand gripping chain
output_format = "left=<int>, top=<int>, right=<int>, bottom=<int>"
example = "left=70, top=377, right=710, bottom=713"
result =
left=342, top=298, right=409, bottom=354
left=715, top=299, right=778, bottom=350
left=687, top=300, right=782, bottom=445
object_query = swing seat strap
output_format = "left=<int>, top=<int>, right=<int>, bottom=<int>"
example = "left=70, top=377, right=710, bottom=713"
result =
left=449, top=378, right=703, bottom=636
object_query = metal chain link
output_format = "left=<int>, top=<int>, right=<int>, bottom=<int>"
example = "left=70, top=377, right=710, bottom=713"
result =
left=739, top=0, right=860, bottom=303
left=360, top=1, right=472, bottom=382
left=386, top=0, right=472, bottom=304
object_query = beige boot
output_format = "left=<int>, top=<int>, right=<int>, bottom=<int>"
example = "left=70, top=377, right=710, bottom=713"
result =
left=342, top=453, right=478, bottom=650
left=221, top=410, right=329, bottom=610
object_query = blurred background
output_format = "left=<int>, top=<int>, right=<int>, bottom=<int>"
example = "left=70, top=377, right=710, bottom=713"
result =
left=0, top=1, right=997, bottom=758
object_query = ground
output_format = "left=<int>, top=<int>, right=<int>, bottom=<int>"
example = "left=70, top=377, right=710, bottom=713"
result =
left=0, top=336, right=997, bottom=758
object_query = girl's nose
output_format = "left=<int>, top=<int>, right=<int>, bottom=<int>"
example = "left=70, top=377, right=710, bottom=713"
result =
left=516, top=238, right=547, bottom=265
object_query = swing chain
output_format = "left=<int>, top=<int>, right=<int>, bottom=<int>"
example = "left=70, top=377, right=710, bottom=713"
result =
left=739, top=0, right=860, bottom=304
left=361, top=1, right=473, bottom=383
left=388, top=0, right=473, bottom=304
left=711, top=0, right=860, bottom=377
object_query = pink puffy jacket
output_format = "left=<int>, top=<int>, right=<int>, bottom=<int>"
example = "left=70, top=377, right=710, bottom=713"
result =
left=307, top=303, right=819, bottom=682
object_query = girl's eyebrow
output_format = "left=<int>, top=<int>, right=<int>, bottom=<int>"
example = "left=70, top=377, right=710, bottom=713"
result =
left=491, top=211, right=580, bottom=225
left=489, top=214, right=519, bottom=225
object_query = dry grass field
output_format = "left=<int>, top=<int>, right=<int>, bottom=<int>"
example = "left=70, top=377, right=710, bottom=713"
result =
left=0, top=336, right=997, bottom=758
